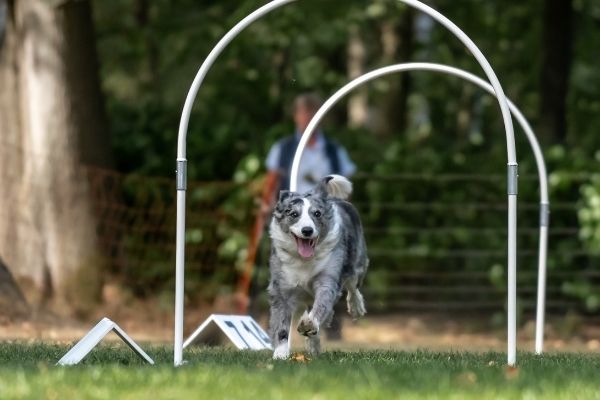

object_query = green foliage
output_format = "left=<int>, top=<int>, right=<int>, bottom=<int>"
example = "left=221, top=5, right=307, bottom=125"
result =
left=92, top=0, right=600, bottom=178
left=579, top=174, right=600, bottom=252
left=91, top=0, right=600, bottom=312
left=102, top=173, right=256, bottom=302
left=571, top=172, right=600, bottom=312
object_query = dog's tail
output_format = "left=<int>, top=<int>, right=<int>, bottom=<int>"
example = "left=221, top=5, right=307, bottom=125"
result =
left=317, top=174, right=353, bottom=200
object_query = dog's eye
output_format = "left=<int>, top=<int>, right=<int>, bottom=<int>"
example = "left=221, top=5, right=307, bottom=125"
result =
left=290, top=211, right=299, bottom=218
left=314, top=210, right=322, bottom=218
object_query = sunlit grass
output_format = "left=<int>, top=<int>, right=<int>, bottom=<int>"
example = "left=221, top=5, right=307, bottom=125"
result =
left=0, top=342, right=598, bottom=399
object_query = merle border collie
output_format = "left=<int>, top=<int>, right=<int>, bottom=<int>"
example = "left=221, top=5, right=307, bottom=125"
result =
left=267, top=175, right=369, bottom=359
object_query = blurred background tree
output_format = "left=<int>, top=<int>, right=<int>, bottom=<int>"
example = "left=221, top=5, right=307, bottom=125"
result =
left=94, top=0, right=600, bottom=316
left=91, top=0, right=598, bottom=179
left=0, top=0, right=110, bottom=315
left=1, top=0, right=599, bottom=318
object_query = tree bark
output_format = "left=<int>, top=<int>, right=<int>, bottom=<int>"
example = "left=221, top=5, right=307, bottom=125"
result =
left=373, top=9, right=414, bottom=137
left=0, top=0, right=108, bottom=316
left=539, top=0, right=573, bottom=144
left=0, top=256, right=29, bottom=322
left=347, top=24, right=368, bottom=128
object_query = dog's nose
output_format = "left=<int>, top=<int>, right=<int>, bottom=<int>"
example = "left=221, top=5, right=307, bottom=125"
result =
left=301, top=227, right=314, bottom=237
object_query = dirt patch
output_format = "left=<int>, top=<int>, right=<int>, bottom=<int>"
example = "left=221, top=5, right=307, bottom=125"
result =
left=337, top=314, right=600, bottom=353
left=1, top=302, right=599, bottom=354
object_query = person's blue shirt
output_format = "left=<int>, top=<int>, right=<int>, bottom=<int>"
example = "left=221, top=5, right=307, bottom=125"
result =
left=265, top=131, right=356, bottom=193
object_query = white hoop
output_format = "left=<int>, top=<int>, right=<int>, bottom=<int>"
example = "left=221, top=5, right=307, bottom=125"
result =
left=289, top=62, right=548, bottom=354
left=175, top=0, right=521, bottom=366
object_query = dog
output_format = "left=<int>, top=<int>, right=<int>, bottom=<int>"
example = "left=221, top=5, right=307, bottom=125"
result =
left=267, top=174, right=369, bottom=359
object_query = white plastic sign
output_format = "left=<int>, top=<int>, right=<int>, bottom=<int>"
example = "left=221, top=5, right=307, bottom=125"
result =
left=183, top=314, right=272, bottom=350
left=57, top=317, right=154, bottom=365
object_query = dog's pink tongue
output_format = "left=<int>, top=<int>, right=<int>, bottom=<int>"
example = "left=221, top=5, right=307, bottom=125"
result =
left=297, top=238, right=314, bottom=258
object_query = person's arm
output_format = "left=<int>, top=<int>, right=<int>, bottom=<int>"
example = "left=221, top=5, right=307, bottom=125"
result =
left=262, top=142, right=282, bottom=214
left=261, top=170, right=280, bottom=215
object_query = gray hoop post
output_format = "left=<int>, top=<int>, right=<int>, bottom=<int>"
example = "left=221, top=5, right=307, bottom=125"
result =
left=175, top=0, right=520, bottom=366
left=289, top=62, right=549, bottom=355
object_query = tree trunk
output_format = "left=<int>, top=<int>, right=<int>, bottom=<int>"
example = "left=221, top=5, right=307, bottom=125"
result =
left=0, top=0, right=109, bottom=316
left=347, top=24, right=368, bottom=128
left=0, top=257, right=29, bottom=322
left=373, top=9, right=414, bottom=137
left=539, top=0, right=573, bottom=144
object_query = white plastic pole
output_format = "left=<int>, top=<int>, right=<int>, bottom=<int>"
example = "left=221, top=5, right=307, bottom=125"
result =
left=173, top=0, right=297, bottom=367
left=290, top=65, right=520, bottom=365
left=176, top=0, right=519, bottom=366
left=398, top=0, right=518, bottom=366
left=507, top=194, right=517, bottom=362
left=535, top=223, right=549, bottom=354
left=174, top=188, right=186, bottom=366
left=288, top=67, right=549, bottom=355
left=289, top=69, right=549, bottom=354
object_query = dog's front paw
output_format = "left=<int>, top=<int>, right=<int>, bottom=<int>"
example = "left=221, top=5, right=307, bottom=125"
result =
left=297, top=312, right=319, bottom=336
left=272, top=342, right=290, bottom=360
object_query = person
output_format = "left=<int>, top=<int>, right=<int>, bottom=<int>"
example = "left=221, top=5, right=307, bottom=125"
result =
left=260, top=92, right=357, bottom=340
left=261, top=93, right=356, bottom=209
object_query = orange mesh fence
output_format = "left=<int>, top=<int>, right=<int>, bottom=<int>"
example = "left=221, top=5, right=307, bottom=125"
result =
left=85, top=167, right=257, bottom=302
left=70, top=167, right=600, bottom=317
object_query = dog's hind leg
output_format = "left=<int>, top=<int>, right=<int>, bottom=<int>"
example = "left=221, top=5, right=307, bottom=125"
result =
left=347, top=289, right=366, bottom=320
left=345, top=277, right=367, bottom=320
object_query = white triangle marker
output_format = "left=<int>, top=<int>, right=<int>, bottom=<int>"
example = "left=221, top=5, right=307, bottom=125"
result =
left=183, top=314, right=272, bottom=350
left=57, top=317, right=154, bottom=365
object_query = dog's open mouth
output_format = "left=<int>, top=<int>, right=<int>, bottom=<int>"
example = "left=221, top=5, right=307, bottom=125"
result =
left=293, top=235, right=317, bottom=258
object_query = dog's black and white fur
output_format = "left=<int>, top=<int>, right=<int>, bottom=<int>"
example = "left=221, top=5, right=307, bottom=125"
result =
left=267, top=175, right=369, bottom=359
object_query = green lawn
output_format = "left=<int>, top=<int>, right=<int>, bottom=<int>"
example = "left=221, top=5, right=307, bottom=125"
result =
left=0, top=342, right=598, bottom=399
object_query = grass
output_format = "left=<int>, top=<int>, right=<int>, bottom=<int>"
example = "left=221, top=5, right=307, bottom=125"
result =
left=0, top=342, right=599, bottom=399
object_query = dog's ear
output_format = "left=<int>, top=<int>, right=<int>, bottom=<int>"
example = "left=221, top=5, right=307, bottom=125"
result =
left=273, top=190, right=291, bottom=220
left=278, top=190, right=291, bottom=203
